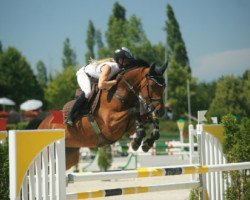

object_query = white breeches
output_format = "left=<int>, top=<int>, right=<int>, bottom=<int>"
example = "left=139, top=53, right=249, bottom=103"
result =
left=76, top=68, right=91, bottom=98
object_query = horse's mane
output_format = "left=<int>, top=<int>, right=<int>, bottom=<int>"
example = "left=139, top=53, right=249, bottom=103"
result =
left=124, top=58, right=149, bottom=69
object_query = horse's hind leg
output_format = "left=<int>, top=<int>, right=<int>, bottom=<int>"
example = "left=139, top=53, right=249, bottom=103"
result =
left=65, top=147, right=80, bottom=170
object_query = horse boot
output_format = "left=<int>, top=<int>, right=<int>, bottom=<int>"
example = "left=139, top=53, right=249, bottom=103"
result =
left=131, top=119, right=146, bottom=151
left=142, top=118, right=160, bottom=152
left=66, top=92, right=88, bottom=127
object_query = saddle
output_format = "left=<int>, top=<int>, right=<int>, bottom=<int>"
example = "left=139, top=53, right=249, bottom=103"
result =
left=63, top=83, right=101, bottom=121
left=63, top=84, right=113, bottom=146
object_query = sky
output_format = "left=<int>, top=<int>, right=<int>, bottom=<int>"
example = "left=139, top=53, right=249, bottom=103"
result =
left=0, top=0, right=250, bottom=82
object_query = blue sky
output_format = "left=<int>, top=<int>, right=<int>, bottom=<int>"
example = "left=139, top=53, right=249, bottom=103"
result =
left=1, top=0, right=250, bottom=82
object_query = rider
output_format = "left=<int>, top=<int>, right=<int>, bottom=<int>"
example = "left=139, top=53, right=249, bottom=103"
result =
left=66, top=47, right=135, bottom=126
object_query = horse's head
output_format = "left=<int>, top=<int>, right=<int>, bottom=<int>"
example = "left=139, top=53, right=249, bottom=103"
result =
left=139, top=62, right=168, bottom=118
left=115, top=62, right=167, bottom=118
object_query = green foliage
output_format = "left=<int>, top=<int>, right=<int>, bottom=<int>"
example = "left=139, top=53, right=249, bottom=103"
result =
left=97, top=145, right=113, bottom=171
left=189, top=188, right=200, bottom=200
left=163, top=4, right=194, bottom=119
left=0, top=41, right=3, bottom=53
left=159, top=118, right=179, bottom=134
left=0, top=47, right=45, bottom=105
left=36, top=60, right=48, bottom=88
left=167, top=60, right=191, bottom=119
left=45, top=66, right=77, bottom=109
left=62, top=38, right=77, bottom=69
left=7, top=122, right=28, bottom=130
left=165, top=4, right=190, bottom=71
left=221, top=115, right=250, bottom=200
left=241, top=70, right=250, bottom=116
left=85, top=20, right=96, bottom=63
left=208, top=75, right=249, bottom=120
left=106, top=2, right=127, bottom=50
left=0, top=141, right=9, bottom=200
left=191, top=81, right=216, bottom=117
left=102, top=2, right=165, bottom=65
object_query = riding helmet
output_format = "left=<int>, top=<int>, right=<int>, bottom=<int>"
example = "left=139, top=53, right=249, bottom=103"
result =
left=113, top=47, right=134, bottom=63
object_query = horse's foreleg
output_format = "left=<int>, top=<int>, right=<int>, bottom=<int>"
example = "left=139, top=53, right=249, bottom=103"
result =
left=65, top=147, right=80, bottom=170
left=131, top=119, right=146, bottom=151
left=141, top=118, right=160, bottom=152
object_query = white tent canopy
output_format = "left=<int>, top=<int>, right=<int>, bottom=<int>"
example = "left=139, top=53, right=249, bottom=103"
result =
left=0, top=97, right=16, bottom=111
left=20, top=99, right=43, bottom=111
left=0, top=97, right=16, bottom=106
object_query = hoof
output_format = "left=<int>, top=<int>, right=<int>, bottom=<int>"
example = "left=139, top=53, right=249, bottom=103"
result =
left=141, top=142, right=150, bottom=152
left=131, top=140, right=140, bottom=151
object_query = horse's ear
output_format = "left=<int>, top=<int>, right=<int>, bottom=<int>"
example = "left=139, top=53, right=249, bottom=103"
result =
left=160, top=61, right=168, bottom=75
left=149, top=62, right=168, bottom=76
left=148, top=63, right=156, bottom=75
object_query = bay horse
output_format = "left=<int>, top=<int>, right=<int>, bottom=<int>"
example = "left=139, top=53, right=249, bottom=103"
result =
left=32, top=63, right=167, bottom=170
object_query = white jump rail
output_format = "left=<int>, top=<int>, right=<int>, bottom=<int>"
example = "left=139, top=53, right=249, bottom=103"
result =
left=67, top=162, right=250, bottom=183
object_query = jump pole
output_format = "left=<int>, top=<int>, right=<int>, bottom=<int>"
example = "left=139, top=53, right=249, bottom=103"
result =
left=67, top=162, right=250, bottom=183
left=67, top=181, right=200, bottom=199
left=66, top=162, right=250, bottom=199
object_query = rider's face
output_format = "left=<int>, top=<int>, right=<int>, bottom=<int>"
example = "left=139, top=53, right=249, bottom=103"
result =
left=117, top=58, right=124, bottom=67
left=117, top=58, right=129, bottom=68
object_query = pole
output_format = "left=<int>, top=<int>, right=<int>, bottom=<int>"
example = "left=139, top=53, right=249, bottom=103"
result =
left=164, top=30, right=169, bottom=104
left=187, top=79, right=191, bottom=124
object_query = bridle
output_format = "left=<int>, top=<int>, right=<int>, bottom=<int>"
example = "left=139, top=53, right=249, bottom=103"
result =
left=119, top=73, right=165, bottom=114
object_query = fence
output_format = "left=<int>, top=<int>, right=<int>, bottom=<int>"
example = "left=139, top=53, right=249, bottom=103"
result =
left=8, top=124, right=250, bottom=200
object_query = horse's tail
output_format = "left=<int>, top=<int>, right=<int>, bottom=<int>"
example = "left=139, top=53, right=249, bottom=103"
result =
left=26, top=112, right=50, bottom=129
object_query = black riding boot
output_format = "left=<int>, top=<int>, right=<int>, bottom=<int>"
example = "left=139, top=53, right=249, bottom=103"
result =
left=66, top=92, right=88, bottom=126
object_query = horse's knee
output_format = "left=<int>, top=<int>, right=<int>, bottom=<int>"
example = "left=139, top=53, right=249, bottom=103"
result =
left=65, top=148, right=80, bottom=170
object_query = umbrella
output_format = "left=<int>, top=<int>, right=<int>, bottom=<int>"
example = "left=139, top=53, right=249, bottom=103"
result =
left=0, top=97, right=16, bottom=111
left=0, top=97, right=16, bottom=106
left=20, top=99, right=43, bottom=111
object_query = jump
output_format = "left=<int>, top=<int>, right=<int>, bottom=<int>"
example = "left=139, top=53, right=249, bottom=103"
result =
left=28, top=62, right=168, bottom=169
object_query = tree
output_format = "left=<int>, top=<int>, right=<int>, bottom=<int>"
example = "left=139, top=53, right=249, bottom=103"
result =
left=105, top=2, right=127, bottom=51
left=167, top=60, right=191, bottom=119
left=62, top=38, right=77, bottom=69
left=85, top=20, right=96, bottom=63
left=104, top=2, right=165, bottom=64
left=45, top=66, right=77, bottom=109
left=207, top=76, right=245, bottom=120
left=222, top=115, right=250, bottom=199
left=0, top=41, right=3, bottom=54
left=96, top=29, right=108, bottom=59
left=96, top=29, right=104, bottom=49
left=191, top=81, right=216, bottom=117
left=0, top=142, right=8, bottom=200
left=126, top=15, right=165, bottom=64
left=163, top=4, right=192, bottom=119
left=240, top=70, right=250, bottom=117
left=165, top=4, right=190, bottom=71
left=0, top=47, right=44, bottom=105
left=36, top=60, right=48, bottom=88
left=97, top=145, right=113, bottom=171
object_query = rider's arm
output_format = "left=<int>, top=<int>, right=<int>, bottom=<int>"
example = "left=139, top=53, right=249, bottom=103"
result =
left=98, top=64, right=117, bottom=90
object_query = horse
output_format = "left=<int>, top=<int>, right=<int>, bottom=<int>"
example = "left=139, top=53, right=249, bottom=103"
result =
left=31, top=63, right=167, bottom=170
